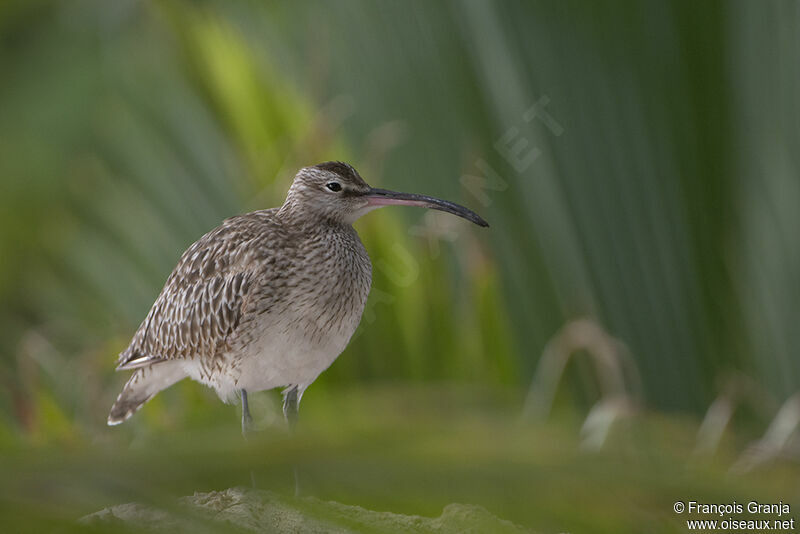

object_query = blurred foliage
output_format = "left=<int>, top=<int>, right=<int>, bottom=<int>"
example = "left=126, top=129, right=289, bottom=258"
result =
left=0, top=0, right=515, bottom=437
left=1, top=386, right=800, bottom=533
left=1, top=0, right=800, bottom=531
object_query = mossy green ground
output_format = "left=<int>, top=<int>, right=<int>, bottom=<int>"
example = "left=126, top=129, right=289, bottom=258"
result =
left=83, top=487, right=530, bottom=533
left=1, top=385, right=797, bottom=533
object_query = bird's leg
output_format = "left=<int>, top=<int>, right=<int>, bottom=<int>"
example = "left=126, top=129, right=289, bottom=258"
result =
left=282, top=385, right=300, bottom=495
left=241, top=389, right=253, bottom=436
left=240, top=389, right=258, bottom=488
left=282, top=385, right=299, bottom=433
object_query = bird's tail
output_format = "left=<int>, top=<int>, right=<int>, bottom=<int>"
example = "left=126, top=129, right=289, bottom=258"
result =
left=107, top=361, right=186, bottom=425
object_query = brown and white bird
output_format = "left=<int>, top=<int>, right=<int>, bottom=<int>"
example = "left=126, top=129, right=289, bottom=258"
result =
left=108, top=162, right=488, bottom=432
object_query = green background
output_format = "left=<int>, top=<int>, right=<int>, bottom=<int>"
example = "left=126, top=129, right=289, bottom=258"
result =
left=0, top=1, right=798, bottom=532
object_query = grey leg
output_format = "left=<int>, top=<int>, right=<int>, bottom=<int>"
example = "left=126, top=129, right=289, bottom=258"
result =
left=282, top=385, right=300, bottom=495
left=241, top=389, right=257, bottom=488
left=282, top=385, right=299, bottom=433
left=241, top=389, right=253, bottom=436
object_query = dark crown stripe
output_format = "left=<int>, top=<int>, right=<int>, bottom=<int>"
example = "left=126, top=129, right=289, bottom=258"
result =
left=314, top=161, right=355, bottom=179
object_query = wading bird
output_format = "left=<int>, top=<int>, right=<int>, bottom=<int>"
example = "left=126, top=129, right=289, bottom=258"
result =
left=108, top=162, right=488, bottom=433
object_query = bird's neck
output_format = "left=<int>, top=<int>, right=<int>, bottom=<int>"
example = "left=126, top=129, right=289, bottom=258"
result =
left=277, top=199, right=349, bottom=231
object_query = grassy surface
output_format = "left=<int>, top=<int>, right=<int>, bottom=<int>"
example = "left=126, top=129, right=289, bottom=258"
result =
left=1, top=385, right=797, bottom=533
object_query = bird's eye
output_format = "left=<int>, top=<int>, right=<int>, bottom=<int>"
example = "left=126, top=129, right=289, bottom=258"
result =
left=326, top=182, right=342, bottom=192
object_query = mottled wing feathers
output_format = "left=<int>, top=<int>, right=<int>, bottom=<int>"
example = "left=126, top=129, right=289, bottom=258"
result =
left=116, top=214, right=269, bottom=369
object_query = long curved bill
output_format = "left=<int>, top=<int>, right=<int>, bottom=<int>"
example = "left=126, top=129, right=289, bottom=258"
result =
left=363, top=188, right=489, bottom=227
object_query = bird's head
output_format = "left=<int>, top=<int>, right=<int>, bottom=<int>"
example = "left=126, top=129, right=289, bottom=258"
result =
left=280, top=161, right=489, bottom=227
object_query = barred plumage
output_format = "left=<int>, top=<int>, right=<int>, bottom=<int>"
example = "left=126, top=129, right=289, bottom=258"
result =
left=108, top=161, right=487, bottom=428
